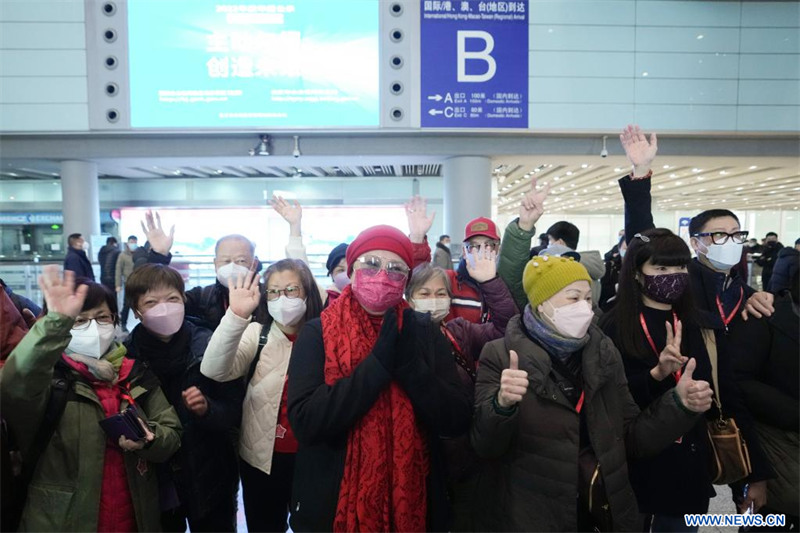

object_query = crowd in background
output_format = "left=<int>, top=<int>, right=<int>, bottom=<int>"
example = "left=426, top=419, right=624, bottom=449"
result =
left=1, top=125, right=798, bottom=532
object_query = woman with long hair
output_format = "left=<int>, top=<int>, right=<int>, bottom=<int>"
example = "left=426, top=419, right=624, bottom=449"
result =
left=599, top=229, right=718, bottom=531
left=201, top=258, right=323, bottom=532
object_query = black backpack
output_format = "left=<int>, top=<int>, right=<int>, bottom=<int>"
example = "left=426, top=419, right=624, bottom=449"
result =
left=1, top=363, right=75, bottom=532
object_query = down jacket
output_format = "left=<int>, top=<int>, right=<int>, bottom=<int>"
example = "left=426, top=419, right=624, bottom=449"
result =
left=470, top=317, right=698, bottom=532
left=201, top=309, right=291, bottom=474
left=0, top=313, right=182, bottom=532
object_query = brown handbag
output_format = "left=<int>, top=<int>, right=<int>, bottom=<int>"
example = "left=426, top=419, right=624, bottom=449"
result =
left=702, top=329, right=753, bottom=485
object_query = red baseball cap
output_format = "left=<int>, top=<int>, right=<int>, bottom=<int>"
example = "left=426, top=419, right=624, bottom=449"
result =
left=464, top=217, right=500, bottom=241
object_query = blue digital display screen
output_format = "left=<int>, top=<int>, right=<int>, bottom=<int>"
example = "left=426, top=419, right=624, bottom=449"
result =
left=128, top=0, right=380, bottom=128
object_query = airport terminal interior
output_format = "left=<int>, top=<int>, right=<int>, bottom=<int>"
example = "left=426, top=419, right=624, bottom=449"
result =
left=0, top=1, right=799, bottom=530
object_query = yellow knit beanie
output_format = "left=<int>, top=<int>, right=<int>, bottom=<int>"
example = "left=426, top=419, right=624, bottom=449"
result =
left=523, top=255, right=592, bottom=308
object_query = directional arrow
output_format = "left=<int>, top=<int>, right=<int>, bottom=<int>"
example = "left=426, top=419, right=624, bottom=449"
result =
left=428, top=109, right=444, bottom=116
left=427, top=94, right=443, bottom=102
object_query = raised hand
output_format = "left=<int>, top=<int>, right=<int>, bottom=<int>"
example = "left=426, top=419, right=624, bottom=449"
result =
left=620, top=124, right=658, bottom=178
left=38, top=265, right=88, bottom=319
left=140, top=210, right=175, bottom=255
left=497, top=350, right=529, bottom=408
left=405, top=195, right=435, bottom=244
left=465, top=244, right=498, bottom=283
left=182, top=386, right=209, bottom=417
left=518, top=178, right=550, bottom=231
left=674, top=358, right=713, bottom=413
left=742, top=291, right=774, bottom=321
left=650, top=320, right=688, bottom=381
left=228, top=268, right=261, bottom=319
left=270, top=195, right=302, bottom=237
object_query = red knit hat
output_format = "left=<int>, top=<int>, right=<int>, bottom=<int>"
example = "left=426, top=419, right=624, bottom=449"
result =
left=464, top=217, right=500, bottom=241
left=346, top=225, right=414, bottom=276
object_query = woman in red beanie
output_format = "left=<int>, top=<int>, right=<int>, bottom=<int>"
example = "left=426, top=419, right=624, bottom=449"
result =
left=287, top=225, right=472, bottom=532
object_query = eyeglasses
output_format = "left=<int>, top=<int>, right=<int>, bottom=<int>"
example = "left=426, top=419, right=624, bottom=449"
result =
left=73, top=314, right=115, bottom=330
left=355, top=255, right=410, bottom=282
left=464, top=241, right=499, bottom=253
left=692, top=231, right=749, bottom=245
left=266, top=286, right=303, bottom=301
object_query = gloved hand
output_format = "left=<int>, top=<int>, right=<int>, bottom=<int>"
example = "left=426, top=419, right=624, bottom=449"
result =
left=396, top=308, right=431, bottom=370
left=370, top=308, right=400, bottom=370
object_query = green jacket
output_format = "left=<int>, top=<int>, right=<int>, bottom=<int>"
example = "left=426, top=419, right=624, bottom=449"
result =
left=0, top=313, right=182, bottom=532
left=497, top=218, right=537, bottom=313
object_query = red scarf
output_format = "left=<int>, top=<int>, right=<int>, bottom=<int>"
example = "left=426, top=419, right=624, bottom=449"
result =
left=322, top=286, right=429, bottom=532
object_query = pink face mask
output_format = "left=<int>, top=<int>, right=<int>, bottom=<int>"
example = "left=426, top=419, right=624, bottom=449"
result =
left=141, top=302, right=185, bottom=336
left=352, top=269, right=406, bottom=313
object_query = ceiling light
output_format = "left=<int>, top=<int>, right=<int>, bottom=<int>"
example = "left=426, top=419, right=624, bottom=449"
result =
left=719, top=170, right=728, bottom=175
left=692, top=168, right=701, bottom=173
left=642, top=72, right=649, bottom=77
left=736, top=187, right=743, bottom=191
left=749, top=165, right=758, bottom=170
left=566, top=171, right=573, bottom=176
left=669, top=173, right=677, bottom=178
left=662, top=165, right=670, bottom=169
left=697, top=176, right=705, bottom=180
left=554, top=176, right=560, bottom=181
left=614, top=167, right=622, bottom=172
left=581, top=163, right=589, bottom=169
left=676, top=181, right=683, bottom=185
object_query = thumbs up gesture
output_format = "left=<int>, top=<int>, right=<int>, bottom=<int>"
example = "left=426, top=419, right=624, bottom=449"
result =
left=674, top=358, right=713, bottom=413
left=497, top=350, right=530, bottom=408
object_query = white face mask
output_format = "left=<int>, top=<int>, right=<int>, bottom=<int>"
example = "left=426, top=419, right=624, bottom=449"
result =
left=81, top=241, right=90, bottom=252
left=67, top=320, right=116, bottom=359
left=412, top=297, right=451, bottom=323
left=216, top=262, right=251, bottom=288
left=541, top=300, right=594, bottom=339
left=268, top=296, right=307, bottom=327
left=696, top=239, right=744, bottom=271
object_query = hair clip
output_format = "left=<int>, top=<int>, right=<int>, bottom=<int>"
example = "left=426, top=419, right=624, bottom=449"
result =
left=633, top=233, right=650, bottom=243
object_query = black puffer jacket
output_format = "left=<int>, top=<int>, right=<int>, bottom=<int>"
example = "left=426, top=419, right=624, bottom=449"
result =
left=471, top=317, right=698, bottom=532
left=125, top=321, right=244, bottom=523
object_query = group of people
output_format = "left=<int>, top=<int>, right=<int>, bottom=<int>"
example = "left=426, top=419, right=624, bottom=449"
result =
left=1, top=125, right=797, bottom=533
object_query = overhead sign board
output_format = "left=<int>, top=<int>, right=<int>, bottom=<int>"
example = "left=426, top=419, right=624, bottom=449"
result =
left=420, top=0, right=529, bottom=128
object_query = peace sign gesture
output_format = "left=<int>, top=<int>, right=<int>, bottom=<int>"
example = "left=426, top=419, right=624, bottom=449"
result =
left=228, top=265, right=261, bottom=320
left=518, top=178, right=550, bottom=232
left=650, top=319, right=688, bottom=381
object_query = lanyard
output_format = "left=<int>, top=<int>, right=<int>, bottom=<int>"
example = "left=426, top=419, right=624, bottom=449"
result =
left=120, top=382, right=136, bottom=407
left=441, top=324, right=476, bottom=381
left=639, top=310, right=681, bottom=383
left=715, top=287, right=744, bottom=332
left=575, top=391, right=585, bottom=414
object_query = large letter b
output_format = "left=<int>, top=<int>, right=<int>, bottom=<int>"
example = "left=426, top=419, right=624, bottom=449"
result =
left=457, top=30, right=496, bottom=83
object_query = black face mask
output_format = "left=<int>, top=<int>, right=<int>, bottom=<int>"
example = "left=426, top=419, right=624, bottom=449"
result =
left=640, top=272, right=690, bottom=304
